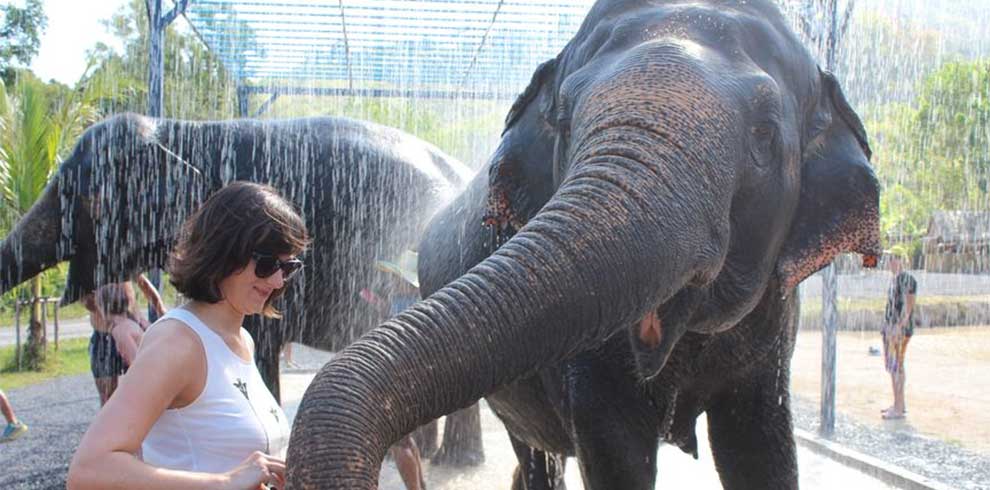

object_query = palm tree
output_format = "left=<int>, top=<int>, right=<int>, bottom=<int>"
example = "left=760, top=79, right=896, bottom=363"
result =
left=0, top=70, right=108, bottom=369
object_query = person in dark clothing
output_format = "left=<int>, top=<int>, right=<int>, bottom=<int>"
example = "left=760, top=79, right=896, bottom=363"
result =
left=84, top=277, right=166, bottom=406
left=881, top=253, right=917, bottom=420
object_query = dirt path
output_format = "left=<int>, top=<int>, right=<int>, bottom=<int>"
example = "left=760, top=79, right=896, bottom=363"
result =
left=790, top=325, right=990, bottom=455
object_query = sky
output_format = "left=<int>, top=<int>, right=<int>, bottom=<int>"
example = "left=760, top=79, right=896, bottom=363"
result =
left=9, top=0, right=987, bottom=86
left=19, top=0, right=130, bottom=85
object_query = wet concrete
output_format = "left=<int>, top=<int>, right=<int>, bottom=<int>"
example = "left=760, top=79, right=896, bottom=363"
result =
left=283, top=345, right=901, bottom=489
left=0, top=342, right=957, bottom=489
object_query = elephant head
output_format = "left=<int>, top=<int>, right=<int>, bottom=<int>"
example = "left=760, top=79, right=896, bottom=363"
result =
left=0, top=113, right=217, bottom=304
left=285, top=1, right=879, bottom=487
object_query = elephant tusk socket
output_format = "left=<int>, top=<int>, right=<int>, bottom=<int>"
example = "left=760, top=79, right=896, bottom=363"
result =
left=638, top=310, right=663, bottom=349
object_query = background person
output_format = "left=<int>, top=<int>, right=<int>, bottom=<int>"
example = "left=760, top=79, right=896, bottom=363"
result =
left=881, top=250, right=917, bottom=420
left=0, top=389, right=27, bottom=443
left=68, top=182, right=308, bottom=490
left=84, top=278, right=165, bottom=406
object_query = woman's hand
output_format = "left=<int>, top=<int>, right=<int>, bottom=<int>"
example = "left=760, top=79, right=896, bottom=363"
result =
left=223, top=451, right=285, bottom=490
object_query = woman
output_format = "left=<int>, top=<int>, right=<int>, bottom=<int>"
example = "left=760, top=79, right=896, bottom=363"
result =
left=84, top=279, right=163, bottom=406
left=68, top=182, right=308, bottom=490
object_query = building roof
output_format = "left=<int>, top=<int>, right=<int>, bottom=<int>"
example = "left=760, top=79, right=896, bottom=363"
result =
left=925, top=211, right=990, bottom=244
left=184, top=0, right=596, bottom=98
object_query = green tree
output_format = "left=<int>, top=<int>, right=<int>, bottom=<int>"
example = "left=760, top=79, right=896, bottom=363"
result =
left=0, top=0, right=47, bottom=84
left=84, top=0, right=237, bottom=119
left=868, top=59, right=990, bottom=246
left=915, top=60, right=990, bottom=207
left=0, top=70, right=109, bottom=369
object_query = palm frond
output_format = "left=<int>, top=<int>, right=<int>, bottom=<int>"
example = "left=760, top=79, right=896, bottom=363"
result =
left=0, top=78, right=56, bottom=219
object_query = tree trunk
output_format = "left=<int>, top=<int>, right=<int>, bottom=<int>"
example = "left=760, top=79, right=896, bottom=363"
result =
left=24, top=276, right=46, bottom=369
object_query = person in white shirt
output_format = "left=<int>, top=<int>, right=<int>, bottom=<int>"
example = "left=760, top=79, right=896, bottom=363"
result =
left=68, top=182, right=309, bottom=490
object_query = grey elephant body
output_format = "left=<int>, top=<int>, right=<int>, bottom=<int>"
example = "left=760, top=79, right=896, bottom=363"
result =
left=288, top=1, right=881, bottom=489
left=0, top=113, right=471, bottom=397
left=420, top=149, right=801, bottom=489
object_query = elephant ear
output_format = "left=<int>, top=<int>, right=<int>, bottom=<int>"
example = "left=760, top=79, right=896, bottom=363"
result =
left=776, top=71, right=881, bottom=291
left=484, top=58, right=560, bottom=239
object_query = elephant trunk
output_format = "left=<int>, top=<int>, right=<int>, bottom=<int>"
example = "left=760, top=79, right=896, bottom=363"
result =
left=0, top=179, right=64, bottom=295
left=286, top=140, right=726, bottom=488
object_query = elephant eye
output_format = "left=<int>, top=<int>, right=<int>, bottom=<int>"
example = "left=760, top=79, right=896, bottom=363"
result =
left=808, top=110, right=832, bottom=141
left=753, top=124, right=775, bottom=140
left=750, top=122, right=778, bottom=168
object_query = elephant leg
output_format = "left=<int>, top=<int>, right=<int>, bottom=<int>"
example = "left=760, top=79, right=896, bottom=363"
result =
left=244, top=316, right=283, bottom=403
left=508, top=434, right=567, bottom=490
left=413, top=419, right=439, bottom=459
left=706, top=365, right=798, bottom=490
left=568, top=355, right=658, bottom=490
left=431, top=403, right=484, bottom=466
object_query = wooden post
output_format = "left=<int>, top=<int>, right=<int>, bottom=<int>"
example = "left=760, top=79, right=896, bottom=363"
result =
left=53, top=298, right=60, bottom=351
left=14, top=300, right=22, bottom=371
left=40, top=297, right=47, bottom=345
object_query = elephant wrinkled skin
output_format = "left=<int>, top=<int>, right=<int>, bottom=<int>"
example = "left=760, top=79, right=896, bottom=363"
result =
left=287, top=1, right=881, bottom=488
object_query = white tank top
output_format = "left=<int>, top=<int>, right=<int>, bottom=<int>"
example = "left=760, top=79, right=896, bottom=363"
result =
left=141, top=308, right=290, bottom=473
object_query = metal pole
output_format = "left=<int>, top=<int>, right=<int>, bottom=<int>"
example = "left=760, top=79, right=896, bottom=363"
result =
left=14, top=300, right=21, bottom=371
left=237, top=84, right=250, bottom=118
left=147, top=0, right=166, bottom=323
left=145, top=0, right=187, bottom=322
left=820, top=264, right=838, bottom=437
left=147, top=0, right=165, bottom=118
left=819, top=0, right=841, bottom=439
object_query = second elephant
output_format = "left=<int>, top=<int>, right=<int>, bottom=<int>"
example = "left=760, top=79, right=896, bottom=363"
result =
left=288, top=1, right=881, bottom=489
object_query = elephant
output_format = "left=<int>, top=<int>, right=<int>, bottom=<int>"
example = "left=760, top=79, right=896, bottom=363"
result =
left=286, top=0, right=881, bottom=489
left=0, top=113, right=476, bottom=407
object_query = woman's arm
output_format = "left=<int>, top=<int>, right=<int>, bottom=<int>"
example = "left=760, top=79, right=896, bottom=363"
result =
left=67, top=321, right=281, bottom=490
left=900, top=292, right=916, bottom=330
left=135, top=274, right=167, bottom=317
left=108, top=316, right=143, bottom=367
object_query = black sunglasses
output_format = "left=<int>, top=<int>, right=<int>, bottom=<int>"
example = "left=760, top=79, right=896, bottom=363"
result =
left=252, top=252, right=304, bottom=280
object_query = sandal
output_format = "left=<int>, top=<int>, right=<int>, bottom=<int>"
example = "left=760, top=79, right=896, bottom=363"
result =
left=881, top=410, right=905, bottom=420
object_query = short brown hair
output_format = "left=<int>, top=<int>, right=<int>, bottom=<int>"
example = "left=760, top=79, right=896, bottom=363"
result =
left=96, top=282, right=134, bottom=316
left=168, top=182, right=309, bottom=318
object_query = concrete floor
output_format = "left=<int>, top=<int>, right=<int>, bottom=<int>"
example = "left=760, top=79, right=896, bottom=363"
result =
left=281, top=371, right=896, bottom=489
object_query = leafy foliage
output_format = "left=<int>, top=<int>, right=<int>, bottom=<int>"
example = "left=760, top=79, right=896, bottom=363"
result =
left=0, top=0, right=47, bottom=84
left=867, top=59, right=990, bottom=246
left=0, top=68, right=113, bottom=368
left=83, top=0, right=237, bottom=119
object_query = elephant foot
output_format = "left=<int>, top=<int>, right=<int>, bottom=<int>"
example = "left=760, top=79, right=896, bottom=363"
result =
left=430, top=444, right=485, bottom=467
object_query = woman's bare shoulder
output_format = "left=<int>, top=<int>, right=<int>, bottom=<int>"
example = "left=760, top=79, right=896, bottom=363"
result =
left=140, top=318, right=201, bottom=357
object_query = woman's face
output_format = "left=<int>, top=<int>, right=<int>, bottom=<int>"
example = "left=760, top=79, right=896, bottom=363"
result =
left=217, top=253, right=292, bottom=316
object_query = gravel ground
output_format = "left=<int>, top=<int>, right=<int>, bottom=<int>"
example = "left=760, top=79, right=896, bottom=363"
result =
left=2, top=343, right=984, bottom=489
left=792, top=396, right=990, bottom=490
left=0, top=346, right=332, bottom=490
left=0, top=374, right=96, bottom=490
